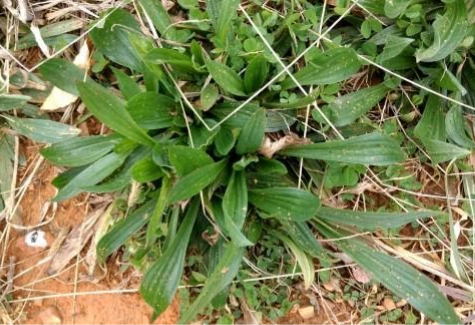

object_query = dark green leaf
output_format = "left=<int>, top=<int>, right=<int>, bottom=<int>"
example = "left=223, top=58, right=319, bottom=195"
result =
left=421, top=138, right=471, bottom=164
left=54, top=152, right=126, bottom=201
left=223, top=170, right=247, bottom=228
left=90, top=9, right=142, bottom=71
left=168, top=159, right=227, bottom=203
left=207, top=0, right=240, bottom=46
left=281, top=48, right=361, bottom=89
left=317, top=223, right=459, bottom=324
left=126, top=92, right=174, bottom=130
left=384, top=0, right=410, bottom=19
left=132, top=157, right=164, bottom=182
left=141, top=199, right=199, bottom=316
left=168, top=145, right=214, bottom=177
left=0, top=94, right=30, bottom=111
left=414, top=95, right=446, bottom=141
left=236, top=108, right=266, bottom=155
left=200, top=84, right=220, bottom=111
left=249, top=187, right=320, bottom=221
left=111, top=67, right=142, bottom=100
left=77, top=80, right=155, bottom=146
left=205, top=59, right=246, bottom=96
left=41, top=135, right=119, bottom=167
left=317, top=207, right=438, bottom=230
left=39, top=59, right=88, bottom=96
left=244, top=56, right=269, bottom=93
left=179, top=242, right=245, bottom=323
left=281, top=133, right=406, bottom=166
left=7, top=117, right=81, bottom=144
left=97, top=200, right=155, bottom=261
left=416, top=0, right=468, bottom=62
left=446, top=105, right=474, bottom=149
left=322, top=84, right=387, bottom=127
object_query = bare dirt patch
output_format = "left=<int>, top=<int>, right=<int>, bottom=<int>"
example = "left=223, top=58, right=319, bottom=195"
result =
left=5, top=142, right=179, bottom=324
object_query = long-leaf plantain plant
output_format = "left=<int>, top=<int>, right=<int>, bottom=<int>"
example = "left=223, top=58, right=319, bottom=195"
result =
left=10, top=0, right=475, bottom=322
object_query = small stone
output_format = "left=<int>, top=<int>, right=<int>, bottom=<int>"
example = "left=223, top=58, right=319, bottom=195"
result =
left=38, top=307, right=62, bottom=324
left=298, top=306, right=315, bottom=320
left=396, top=299, right=407, bottom=308
left=32, top=299, right=43, bottom=307
left=383, top=297, right=397, bottom=311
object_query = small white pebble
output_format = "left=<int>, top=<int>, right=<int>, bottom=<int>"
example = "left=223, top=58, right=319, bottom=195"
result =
left=25, top=230, right=48, bottom=248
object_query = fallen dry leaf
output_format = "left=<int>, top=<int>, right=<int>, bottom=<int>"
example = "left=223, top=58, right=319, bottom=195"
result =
left=259, top=133, right=310, bottom=158
left=41, top=42, right=90, bottom=111
left=47, top=206, right=106, bottom=275
left=351, top=266, right=372, bottom=284
left=38, top=307, right=62, bottom=325
left=298, top=306, right=315, bottom=320
left=382, top=297, right=397, bottom=311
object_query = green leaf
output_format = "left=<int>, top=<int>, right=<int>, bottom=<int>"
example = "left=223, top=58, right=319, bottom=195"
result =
left=421, top=138, right=471, bottom=164
left=126, top=92, right=174, bottom=130
left=317, top=207, right=438, bottom=230
left=77, top=80, right=155, bottom=146
left=235, top=108, right=266, bottom=155
left=168, top=145, right=214, bottom=177
left=200, top=84, right=220, bottom=111
left=207, top=0, right=240, bottom=46
left=214, top=127, right=236, bottom=156
left=146, top=48, right=196, bottom=74
left=378, top=36, right=414, bottom=63
left=316, top=223, right=459, bottom=324
left=244, top=56, right=269, bottom=93
left=16, top=19, right=84, bottom=49
left=139, top=0, right=178, bottom=41
left=41, top=135, right=119, bottom=167
left=132, top=157, right=164, bottom=182
left=97, top=200, right=155, bottom=261
left=179, top=242, right=245, bottom=323
left=205, top=59, right=246, bottom=96
left=212, top=200, right=252, bottom=247
left=111, top=67, right=142, bottom=100
left=322, top=84, right=387, bottom=127
left=281, top=48, right=361, bottom=89
left=384, top=0, right=410, bottom=19
left=446, top=105, right=474, bottom=149
left=281, top=133, right=406, bottom=166
left=0, top=94, right=30, bottom=111
left=141, top=199, right=200, bottom=316
left=414, top=95, right=446, bottom=141
left=269, top=230, right=315, bottom=289
left=90, top=9, right=142, bottom=71
left=249, top=187, right=320, bottom=221
left=223, top=170, right=248, bottom=228
left=39, top=59, right=88, bottom=96
left=168, top=160, right=227, bottom=203
left=416, top=0, right=468, bottom=62
left=54, top=152, right=126, bottom=201
left=280, top=220, right=329, bottom=260
left=7, top=117, right=81, bottom=144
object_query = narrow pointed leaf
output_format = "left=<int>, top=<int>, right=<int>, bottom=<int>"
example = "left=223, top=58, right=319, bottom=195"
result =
left=421, top=139, right=471, bottom=164
left=249, top=187, right=320, bottom=221
left=281, top=48, right=361, bottom=89
left=446, top=105, right=474, bottom=149
left=168, top=160, right=227, bottom=203
left=223, top=170, right=248, bottom=228
left=39, top=59, right=88, bottom=96
left=317, top=223, right=459, bottom=324
left=112, top=67, right=142, bottom=100
left=179, top=242, right=245, bottom=323
left=322, top=84, right=388, bottom=127
left=317, top=207, right=438, bottom=230
left=244, top=56, right=269, bottom=93
left=141, top=199, right=200, bottom=316
left=206, top=59, right=246, bottom=96
left=126, top=92, right=174, bottom=130
left=416, top=0, right=468, bottom=62
left=77, top=80, right=155, bottom=146
left=168, top=145, right=213, bottom=177
left=7, top=117, right=81, bottom=144
left=97, top=200, right=155, bottom=261
left=281, top=133, right=405, bottom=166
left=90, top=9, right=142, bottom=71
left=235, top=108, right=266, bottom=155
left=414, top=95, right=446, bottom=141
left=41, top=135, right=119, bottom=167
